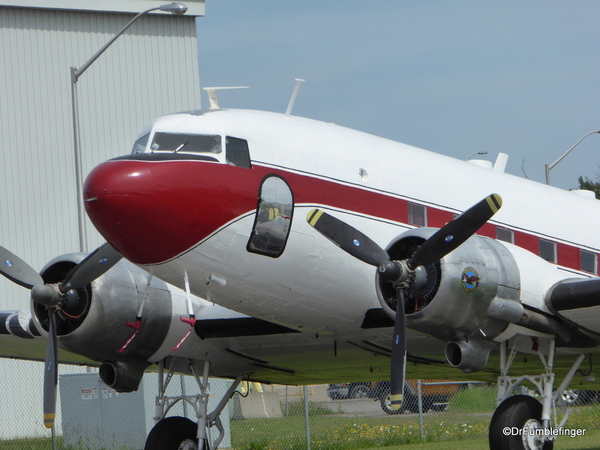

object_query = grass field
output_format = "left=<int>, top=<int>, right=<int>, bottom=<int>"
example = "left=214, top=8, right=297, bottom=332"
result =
left=231, top=422, right=600, bottom=450
left=365, top=428, right=600, bottom=450
left=1, top=427, right=599, bottom=450
left=231, top=413, right=491, bottom=449
left=230, top=393, right=600, bottom=450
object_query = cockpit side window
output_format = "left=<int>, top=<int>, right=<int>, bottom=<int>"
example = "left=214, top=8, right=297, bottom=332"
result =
left=226, top=137, right=251, bottom=169
left=150, top=133, right=222, bottom=154
left=247, top=176, right=294, bottom=258
left=132, top=133, right=150, bottom=154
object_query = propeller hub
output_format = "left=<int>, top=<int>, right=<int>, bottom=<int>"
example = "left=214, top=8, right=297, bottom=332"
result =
left=379, top=261, right=402, bottom=282
left=31, top=284, right=61, bottom=308
left=379, top=260, right=413, bottom=285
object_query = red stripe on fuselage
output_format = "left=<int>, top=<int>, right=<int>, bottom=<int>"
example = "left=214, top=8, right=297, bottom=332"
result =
left=84, top=158, right=596, bottom=272
left=85, top=159, right=423, bottom=264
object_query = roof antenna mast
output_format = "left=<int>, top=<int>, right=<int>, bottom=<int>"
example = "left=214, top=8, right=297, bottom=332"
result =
left=285, top=78, right=306, bottom=116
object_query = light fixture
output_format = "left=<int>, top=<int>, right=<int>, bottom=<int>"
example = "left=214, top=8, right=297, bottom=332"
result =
left=159, top=2, right=188, bottom=15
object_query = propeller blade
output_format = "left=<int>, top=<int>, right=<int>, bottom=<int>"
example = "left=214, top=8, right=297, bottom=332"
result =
left=61, top=243, right=122, bottom=292
left=389, top=288, right=407, bottom=411
left=409, top=194, right=502, bottom=268
left=0, top=246, right=43, bottom=289
left=43, top=309, right=58, bottom=429
left=306, top=209, right=390, bottom=267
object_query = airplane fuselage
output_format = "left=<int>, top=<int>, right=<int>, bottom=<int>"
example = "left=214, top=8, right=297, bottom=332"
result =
left=84, top=109, right=600, bottom=346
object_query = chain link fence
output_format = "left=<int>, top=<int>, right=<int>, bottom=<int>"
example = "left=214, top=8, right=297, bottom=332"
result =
left=1, top=366, right=600, bottom=450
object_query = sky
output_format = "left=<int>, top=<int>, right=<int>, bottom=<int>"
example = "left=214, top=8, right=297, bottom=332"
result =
left=196, top=1, right=600, bottom=191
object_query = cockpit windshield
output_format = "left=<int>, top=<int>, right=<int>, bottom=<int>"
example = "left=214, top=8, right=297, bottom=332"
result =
left=132, top=132, right=222, bottom=155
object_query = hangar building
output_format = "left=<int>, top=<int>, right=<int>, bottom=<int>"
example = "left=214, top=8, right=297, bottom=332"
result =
left=0, top=0, right=204, bottom=437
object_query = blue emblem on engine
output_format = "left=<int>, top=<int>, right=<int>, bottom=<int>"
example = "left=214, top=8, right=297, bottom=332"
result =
left=461, top=267, right=480, bottom=292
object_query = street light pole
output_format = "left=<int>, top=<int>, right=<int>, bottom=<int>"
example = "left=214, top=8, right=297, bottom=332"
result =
left=70, top=3, right=187, bottom=252
left=545, top=129, right=600, bottom=186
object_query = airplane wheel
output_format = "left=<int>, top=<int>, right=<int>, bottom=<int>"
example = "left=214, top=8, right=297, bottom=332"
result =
left=489, top=395, right=553, bottom=450
left=145, top=416, right=200, bottom=450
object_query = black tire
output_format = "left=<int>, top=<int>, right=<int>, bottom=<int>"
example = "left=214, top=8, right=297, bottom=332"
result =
left=489, top=395, right=553, bottom=450
left=380, top=387, right=403, bottom=415
left=145, top=416, right=199, bottom=450
left=350, top=384, right=370, bottom=399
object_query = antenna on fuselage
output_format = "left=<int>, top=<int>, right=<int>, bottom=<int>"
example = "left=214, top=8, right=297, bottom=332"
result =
left=202, top=86, right=249, bottom=110
left=285, top=78, right=306, bottom=116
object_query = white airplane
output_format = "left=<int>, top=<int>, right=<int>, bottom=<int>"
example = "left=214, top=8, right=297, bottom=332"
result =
left=2, top=107, right=600, bottom=450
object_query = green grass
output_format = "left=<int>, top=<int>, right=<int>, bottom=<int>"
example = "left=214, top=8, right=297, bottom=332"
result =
left=0, top=437, right=136, bottom=450
left=231, top=424, right=600, bottom=450
left=364, top=427, right=600, bottom=450
left=447, top=386, right=497, bottom=413
left=0, top=438, right=56, bottom=450
left=231, top=402, right=600, bottom=450
left=231, top=414, right=491, bottom=450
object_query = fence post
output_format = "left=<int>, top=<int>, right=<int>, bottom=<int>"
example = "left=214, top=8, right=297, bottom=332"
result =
left=417, top=379, right=425, bottom=440
left=303, top=385, right=311, bottom=450
left=52, top=426, right=57, bottom=450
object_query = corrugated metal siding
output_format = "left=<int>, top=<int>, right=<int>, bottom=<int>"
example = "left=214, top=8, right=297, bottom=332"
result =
left=0, top=6, right=199, bottom=436
left=0, top=1, right=206, bottom=17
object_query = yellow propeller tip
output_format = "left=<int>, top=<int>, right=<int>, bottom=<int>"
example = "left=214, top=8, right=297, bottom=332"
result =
left=306, top=209, right=323, bottom=226
left=487, top=194, right=503, bottom=212
left=390, top=393, right=403, bottom=410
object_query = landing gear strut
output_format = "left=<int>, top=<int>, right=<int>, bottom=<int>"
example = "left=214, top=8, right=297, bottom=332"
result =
left=489, top=337, right=585, bottom=450
left=144, top=358, right=242, bottom=450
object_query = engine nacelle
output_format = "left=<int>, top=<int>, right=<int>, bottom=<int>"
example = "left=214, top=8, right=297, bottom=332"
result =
left=31, top=253, right=173, bottom=391
left=375, top=227, right=597, bottom=373
left=377, top=228, right=522, bottom=344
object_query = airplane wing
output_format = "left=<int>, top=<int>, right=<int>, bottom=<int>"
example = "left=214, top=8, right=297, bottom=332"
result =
left=547, top=277, right=600, bottom=335
left=0, top=310, right=97, bottom=366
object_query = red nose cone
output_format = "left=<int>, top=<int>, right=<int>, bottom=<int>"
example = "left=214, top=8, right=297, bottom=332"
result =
left=84, top=159, right=242, bottom=264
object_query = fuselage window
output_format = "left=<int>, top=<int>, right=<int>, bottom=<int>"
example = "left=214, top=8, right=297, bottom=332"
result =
left=226, top=137, right=252, bottom=168
left=132, top=133, right=150, bottom=154
left=408, top=203, right=427, bottom=227
left=496, top=227, right=514, bottom=243
left=247, top=176, right=294, bottom=258
left=150, top=132, right=221, bottom=154
left=539, top=239, right=557, bottom=263
left=581, top=249, right=597, bottom=274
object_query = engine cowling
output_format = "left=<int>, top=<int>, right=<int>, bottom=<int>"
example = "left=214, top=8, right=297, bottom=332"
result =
left=31, top=253, right=173, bottom=391
left=375, top=227, right=597, bottom=372
left=376, top=228, right=522, bottom=372
left=378, top=228, right=521, bottom=339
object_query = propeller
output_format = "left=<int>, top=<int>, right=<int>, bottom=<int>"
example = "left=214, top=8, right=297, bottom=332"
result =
left=0, top=242, right=122, bottom=428
left=389, top=287, right=406, bottom=410
left=306, top=193, right=502, bottom=410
